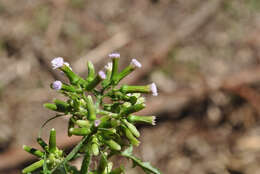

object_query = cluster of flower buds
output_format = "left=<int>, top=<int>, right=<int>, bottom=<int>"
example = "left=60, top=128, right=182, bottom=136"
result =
left=22, top=129, right=64, bottom=173
left=22, top=53, right=161, bottom=174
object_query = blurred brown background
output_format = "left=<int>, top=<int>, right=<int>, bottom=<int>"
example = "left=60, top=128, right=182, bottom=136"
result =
left=1, top=0, right=260, bottom=173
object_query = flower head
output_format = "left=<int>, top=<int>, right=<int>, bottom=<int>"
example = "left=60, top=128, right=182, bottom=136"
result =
left=94, top=120, right=101, bottom=127
left=109, top=53, right=120, bottom=59
left=98, top=71, right=106, bottom=80
left=130, top=59, right=142, bottom=68
left=150, top=83, right=158, bottom=96
left=52, top=80, right=62, bottom=90
left=105, top=62, right=113, bottom=71
left=51, top=57, right=64, bottom=69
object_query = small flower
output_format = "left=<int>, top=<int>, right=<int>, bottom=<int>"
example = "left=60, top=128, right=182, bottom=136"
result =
left=52, top=80, right=62, bottom=90
left=109, top=53, right=120, bottom=59
left=105, top=62, right=112, bottom=71
left=98, top=71, right=106, bottom=79
left=51, top=57, right=64, bottom=69
left=64, top=62, right=72, bottom=70
left=130, top=59, right=142, bottom=68
left=150, top=83, right=158, bottom=96
left=94, top=120, right=101, bottom=127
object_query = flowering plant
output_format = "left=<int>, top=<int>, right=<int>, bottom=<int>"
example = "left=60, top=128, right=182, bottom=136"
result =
left=22, top=53, right=161, bottom=174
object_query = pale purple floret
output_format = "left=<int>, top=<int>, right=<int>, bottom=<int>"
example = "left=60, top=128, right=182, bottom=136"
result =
left=98, top=71, right=106, bottom=79
left=94, top=120, right=101, bottom=127
left=51, top=57, right=64, bottom=69
left=109, top=53, right=120, bottom=59
left=52, top=80, right=62, bottom=90
left=130, top=59, right=142, bottom=68
left=105, top=62, right=112, bottom=71
left=64, top=62, right=72, bottom=70
left=150, top=82, right=158, bottom=96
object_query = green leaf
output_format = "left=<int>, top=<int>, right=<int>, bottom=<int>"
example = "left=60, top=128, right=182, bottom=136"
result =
left=121, top=146, right=162, bottom=174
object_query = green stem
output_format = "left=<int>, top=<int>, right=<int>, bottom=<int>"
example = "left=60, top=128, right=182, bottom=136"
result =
left=80, top=151, right=92, bottom=174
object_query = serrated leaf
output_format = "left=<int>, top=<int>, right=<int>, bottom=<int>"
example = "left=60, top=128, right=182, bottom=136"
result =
left=121, top=146, right=162, bottom=174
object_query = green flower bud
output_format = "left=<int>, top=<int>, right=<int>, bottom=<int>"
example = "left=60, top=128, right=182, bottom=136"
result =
left=97, top=116, right=111, bottom=128
left=122, top=102, right=131, bottom=108
left=23, top=145, right=44, bottom=158
left=122, top=119, right=140, bottom=137
left=76, top=120, right=91, bottom=128
left=53, top=99, right=70, bottom=112
left=85, top=71, right=106, bottom=91
left=110, top=166, right=125, bottom=174
left=49, top=128, right=56, bottom=153
left=57, top=149, right=63, bottom=157
left=120, top=85, right=150, bottom=94
left=91, top=143, right=99, bottom=156
left=37, top=137, right=48, bottom=152
left=110, top=54, right=120, bottom=84
left=86, top=61, right=96, bottom=82
left=123, top=127, right=140, bottom=146
left=104, top=139, right=121, bottom=151
left=136, top=96, right=146, bottom=104
left=127, top=115, right=156, bottom=125
left=99, top=128, right=117, bottom=135
left=60, top=64, right=81, bottom=85
left=86, top=95, right=96, bottom=121
left=104, top=162, right=113, bottom=174
left=43, top=103, right=57, bottom=111
left=22, top=159, right=44, bottom=174
left=49, top=153, right=55, bottom=162
left=69, top=128, right=91, bottom=136
left=61, top=83, right=79, bottom=93
left=120, top=103, right=146, bottom=116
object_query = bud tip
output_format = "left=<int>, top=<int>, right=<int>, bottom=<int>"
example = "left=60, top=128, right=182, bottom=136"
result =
left=150, top=83, right=158, bottom=96
left=109, top=53, right=120, bottom=59
left=131, top=59, right=142, bottom=68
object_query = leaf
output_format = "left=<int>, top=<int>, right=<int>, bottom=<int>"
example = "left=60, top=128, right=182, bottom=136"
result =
left=121, top=146, right=162, bottom=174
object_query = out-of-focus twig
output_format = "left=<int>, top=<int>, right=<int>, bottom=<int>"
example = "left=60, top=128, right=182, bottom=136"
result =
left=127, top=0, right=224, bottom=84
left=0, top=57, right=34, bottom=87
left=45, top=0, right=68, bottom=46
left=222, top=65, right=260, bottom=90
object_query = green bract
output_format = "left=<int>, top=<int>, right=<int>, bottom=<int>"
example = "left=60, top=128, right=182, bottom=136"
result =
left=22, top=55, right=161, bottom=174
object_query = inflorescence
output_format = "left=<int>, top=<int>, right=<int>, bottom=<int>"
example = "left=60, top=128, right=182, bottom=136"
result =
left=22, top=53, right=161, bottom=174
